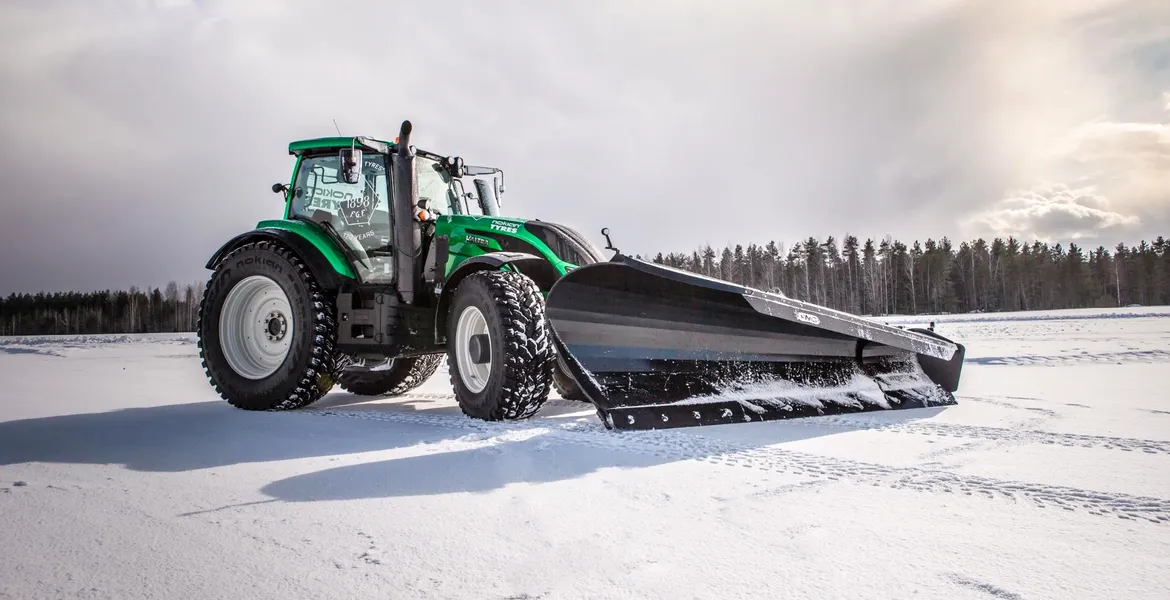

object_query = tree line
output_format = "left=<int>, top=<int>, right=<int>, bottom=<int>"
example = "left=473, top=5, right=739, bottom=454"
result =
left=2, top=234, right=1168, bottom=336
left=644, top=235, right=1170, bottom=316
left=0, top=282, right=205, bottom=337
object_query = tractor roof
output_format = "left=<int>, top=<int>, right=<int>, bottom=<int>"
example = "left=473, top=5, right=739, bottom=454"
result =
left=288, top=136, right=397, bottom=156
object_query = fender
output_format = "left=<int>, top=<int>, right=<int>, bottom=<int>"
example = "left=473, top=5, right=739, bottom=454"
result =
left=205, top=227, right=353, bottom=291
left=434, top=251, right=548, bottom=341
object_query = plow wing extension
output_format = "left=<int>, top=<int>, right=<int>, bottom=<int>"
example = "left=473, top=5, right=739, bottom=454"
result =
left=545, top=254, right=965, bottom=431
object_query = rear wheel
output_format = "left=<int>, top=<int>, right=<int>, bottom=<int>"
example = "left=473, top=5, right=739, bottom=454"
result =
left=446, top=269, right=554, bottom=421
left=552, top=355, right=588, bottom=402
left=197, top=240, right=341, bottom=410
left=337, top=354, right=443, bottom=396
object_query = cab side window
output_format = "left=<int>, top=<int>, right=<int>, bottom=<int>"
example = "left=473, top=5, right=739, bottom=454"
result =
left=290, top=154, right=387, bottom=221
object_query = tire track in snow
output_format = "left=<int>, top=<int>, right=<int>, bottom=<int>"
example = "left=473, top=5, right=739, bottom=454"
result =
left=782, top=414, right=1170, bottom=455
left=945, top=574, right=1025, bottom=600
left=960, top=395, right=1060, bottom=417
left=304, top=404, right=1170, bottom=524
left=967, top=348, right=1170, bottom=367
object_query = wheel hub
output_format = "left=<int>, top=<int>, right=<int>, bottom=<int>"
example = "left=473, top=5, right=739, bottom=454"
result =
left=218, top=275, right=295, bottom=380
left=265, top=311, right=288, bottom=341
left=454, top=305, right=491, bottom=393
left=467, top=333, right=491, bottom=364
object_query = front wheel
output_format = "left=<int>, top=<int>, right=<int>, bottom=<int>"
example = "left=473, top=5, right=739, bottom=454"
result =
left=446, top=269, right=554, bottom=421
left=196, top=240, right=341, bottom=410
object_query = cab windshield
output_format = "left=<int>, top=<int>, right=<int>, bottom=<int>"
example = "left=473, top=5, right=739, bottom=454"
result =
left=415, top=155, right=456, bottom=215
left=415, top=152, right=503, bottom=217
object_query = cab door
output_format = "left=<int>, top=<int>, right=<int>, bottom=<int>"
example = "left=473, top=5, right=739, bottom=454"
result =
left=288, top=152, right=395, bottom=284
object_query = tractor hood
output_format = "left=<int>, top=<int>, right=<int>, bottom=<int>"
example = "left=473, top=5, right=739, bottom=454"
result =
left=521, top=219, right=608, bottom=266
left=440, top=215, right=609, bottom=268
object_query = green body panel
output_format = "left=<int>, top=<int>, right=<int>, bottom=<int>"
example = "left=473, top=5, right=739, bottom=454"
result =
left=248, top=214, right=577, bottom=285
left=254, top=219, right=357, bottom=279
left=433, top=215, right=578, bottom=281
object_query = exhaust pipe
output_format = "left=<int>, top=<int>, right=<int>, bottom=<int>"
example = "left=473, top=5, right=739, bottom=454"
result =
left=473, top=178, right=500, bottom=216
left=392, top=120, right=419, bottom=303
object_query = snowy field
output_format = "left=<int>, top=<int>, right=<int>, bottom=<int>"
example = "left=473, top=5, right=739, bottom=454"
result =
left=2, top=306, right=1169, bottom=599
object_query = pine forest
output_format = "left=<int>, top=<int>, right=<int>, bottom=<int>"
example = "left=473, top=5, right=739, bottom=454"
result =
left=2, top=234, right=1168, bottom=337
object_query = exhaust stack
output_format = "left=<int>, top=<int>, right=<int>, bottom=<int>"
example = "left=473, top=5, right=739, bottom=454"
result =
left=391, top=120, right=419, bottom=303
left=474, top=178, right=500, bottom=216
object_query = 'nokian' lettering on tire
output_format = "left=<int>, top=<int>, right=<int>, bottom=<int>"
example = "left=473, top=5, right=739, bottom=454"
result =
left=235, top=256, right=283, bottom=274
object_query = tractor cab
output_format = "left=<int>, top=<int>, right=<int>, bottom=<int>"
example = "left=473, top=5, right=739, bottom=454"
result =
left=280, top=135, right=505, bottom=286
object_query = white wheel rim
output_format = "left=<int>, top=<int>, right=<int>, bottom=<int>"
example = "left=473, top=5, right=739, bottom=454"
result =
left=454, top=305, right=490, bottom=393
left=218, top=275, right=294, bottom=380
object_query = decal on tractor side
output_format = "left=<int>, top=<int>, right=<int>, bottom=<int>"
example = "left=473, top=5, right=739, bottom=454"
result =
left=339, top=194, right=377, bottom=227
left=489, top=220, right=519, bottom=234
left=341, top=228, right=380, bottom=244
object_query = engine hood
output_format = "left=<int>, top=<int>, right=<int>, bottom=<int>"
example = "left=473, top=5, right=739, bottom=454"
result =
left=442, top=215, right=608, bottom=267
left=520, top=219, right=608, bottom=266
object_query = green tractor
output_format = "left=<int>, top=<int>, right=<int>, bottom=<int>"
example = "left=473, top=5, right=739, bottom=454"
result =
left=197, top=120, right=966, bottom=431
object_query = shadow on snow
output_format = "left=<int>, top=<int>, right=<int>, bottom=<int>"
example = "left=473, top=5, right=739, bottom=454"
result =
left=0, top=391, right=951, bottom=500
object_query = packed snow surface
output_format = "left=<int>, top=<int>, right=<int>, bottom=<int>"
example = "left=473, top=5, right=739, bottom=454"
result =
left=2, top=306, right=1169, bottom=599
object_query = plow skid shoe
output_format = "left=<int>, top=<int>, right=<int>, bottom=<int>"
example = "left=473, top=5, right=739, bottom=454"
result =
left=545, top=255, right=965, bottom=431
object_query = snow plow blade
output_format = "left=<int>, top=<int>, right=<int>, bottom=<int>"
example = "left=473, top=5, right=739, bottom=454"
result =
left=545, top=254, right=965, bottom=431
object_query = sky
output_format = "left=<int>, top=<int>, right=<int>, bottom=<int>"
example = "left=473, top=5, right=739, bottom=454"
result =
left=1, top=0, right=1169, bottom=295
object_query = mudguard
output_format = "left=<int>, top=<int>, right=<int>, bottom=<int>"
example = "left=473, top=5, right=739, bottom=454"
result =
left=435, top=251, right=549, bottom=340
left=205, top=226, right=352, bottom=291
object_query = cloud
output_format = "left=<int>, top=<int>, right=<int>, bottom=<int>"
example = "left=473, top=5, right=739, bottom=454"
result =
left=966, top=183, right=1140, bottom=243
left=1064, top=120, right=1170, bottom=215
left=964, top=95, right=1170, bottom=245
left=1, top=0, right=1169, bottom=295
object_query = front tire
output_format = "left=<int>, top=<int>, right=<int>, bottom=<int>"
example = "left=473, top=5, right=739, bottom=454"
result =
left=446, top=269, right=554, bottom=421
left=197, top=240, right=341, bottom=410
left=337, top=354, right=443, bottom=396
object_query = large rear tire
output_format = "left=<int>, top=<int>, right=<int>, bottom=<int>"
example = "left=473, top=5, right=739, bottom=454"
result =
left=196, top=240, right=342, bottom=410
left=337, top=354, right=443, bottom=396
left=446, top=269, right=554, bottom=421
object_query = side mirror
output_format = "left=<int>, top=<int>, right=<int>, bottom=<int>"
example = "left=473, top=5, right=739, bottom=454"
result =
left=272, top=183, right=288, bottom=194
left=339, top=147, right=362, bottom=184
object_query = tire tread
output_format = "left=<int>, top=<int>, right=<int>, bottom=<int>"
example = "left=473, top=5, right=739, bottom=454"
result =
left=338, top=354, right=443, bottom=397
left=448, top=269, right=553, bottom=420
